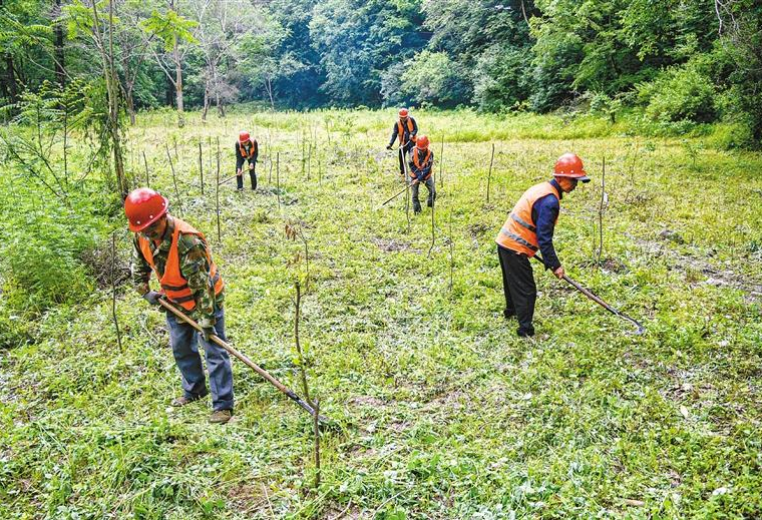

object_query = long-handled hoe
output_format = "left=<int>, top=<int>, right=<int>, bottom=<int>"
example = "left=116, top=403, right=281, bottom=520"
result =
left=534, top=256, right=645, bottom=334
left=159, top=299, right=334, bottom=426
left=376, top=145, right=413, bottom=209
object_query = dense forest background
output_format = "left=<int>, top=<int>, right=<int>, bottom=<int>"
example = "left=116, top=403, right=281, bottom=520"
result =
left=2, top=0, right=762, bottom=145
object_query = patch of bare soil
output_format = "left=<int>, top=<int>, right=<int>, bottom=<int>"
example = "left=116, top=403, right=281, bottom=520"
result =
left=372, top=238, right=419, bottom=253
left=632, top=232, right=762, bottom=299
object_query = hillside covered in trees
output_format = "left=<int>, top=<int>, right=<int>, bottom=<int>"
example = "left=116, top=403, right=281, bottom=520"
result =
left=2, top=0, right=762, bottom=145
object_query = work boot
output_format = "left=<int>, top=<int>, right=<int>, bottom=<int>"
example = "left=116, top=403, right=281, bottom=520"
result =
left=209, top=409, right=233, bottom=424
left=413, top=202, right=422, bottom=214
left=517, top=327, right=535, bottom=338
left=171, top=390, right=208, bottom=407
left=503, top=309, right=516, bottom=319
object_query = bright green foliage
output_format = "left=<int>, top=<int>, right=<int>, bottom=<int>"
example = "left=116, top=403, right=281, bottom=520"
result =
left=309, top=0, right=426, bottom=106
left=392, top=51, right=471, bottom=108
left=140, top=8, right=198, bottom=51
left=639, top=64, right=717, bottom=124
left=2, top=109, right=762, bottom=516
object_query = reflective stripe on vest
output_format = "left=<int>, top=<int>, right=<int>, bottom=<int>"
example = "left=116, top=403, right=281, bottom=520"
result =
left=495, top=181, right=560, bottom=257
left=396, top=118, right=415, bottom=145
left=410, top=147, right=432, bottom=179
left=138, top=217, right=224, bottom=311
left=238, top=140, right=257, bottom=159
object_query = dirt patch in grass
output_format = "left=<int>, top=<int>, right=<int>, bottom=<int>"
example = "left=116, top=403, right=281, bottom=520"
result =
left=468, top=222, right=491, bottom=239
left=372, top=238, right=419, bottom=254
left=632, top=234, right=762, bottom=298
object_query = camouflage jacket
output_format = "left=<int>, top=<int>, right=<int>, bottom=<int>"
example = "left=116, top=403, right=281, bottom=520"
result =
left=131, top=216, right=224, bottom=328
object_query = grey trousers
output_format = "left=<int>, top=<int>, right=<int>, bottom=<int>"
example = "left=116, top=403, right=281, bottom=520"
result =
left=412, top=177, right=436, bottom=211
left=166, top=306, right=234, bottom=411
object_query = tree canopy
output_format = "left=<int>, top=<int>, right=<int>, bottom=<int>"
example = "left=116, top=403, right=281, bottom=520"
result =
left=2, top=0, right=762, bottom=144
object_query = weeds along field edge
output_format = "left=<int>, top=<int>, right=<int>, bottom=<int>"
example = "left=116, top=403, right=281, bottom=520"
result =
left=1, top=110, right=761, bottom=518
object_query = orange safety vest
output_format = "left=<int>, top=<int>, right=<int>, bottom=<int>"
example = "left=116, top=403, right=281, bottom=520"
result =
left=495, top=182, right=560, bottom=257
left=410, top=148, right=432, bottom=180
left=139, top=217, right=224, bottom=311
left=396, top=118, right=416, bottom=145
left=238, top=139, right=257, bottom=159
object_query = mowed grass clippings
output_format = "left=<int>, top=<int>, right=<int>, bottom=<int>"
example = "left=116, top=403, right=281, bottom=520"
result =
left=1, top=109, right=761, bottom=518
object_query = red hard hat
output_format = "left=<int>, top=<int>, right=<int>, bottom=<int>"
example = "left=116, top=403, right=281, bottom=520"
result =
left=398, top=108, right=409, bottom=118
left=124, top=188, right=168, bottom=232
left=239, top=130, right=250, bottom=143
left=416, top=135, right=430, bottom=149
left=553, top=153, right=590, bottom=182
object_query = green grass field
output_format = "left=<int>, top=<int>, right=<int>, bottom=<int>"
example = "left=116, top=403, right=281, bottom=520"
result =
left=1, top=109, right=762, bottom=518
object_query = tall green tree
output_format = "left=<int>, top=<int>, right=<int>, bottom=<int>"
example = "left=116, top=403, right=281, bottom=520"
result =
left=140, top=0, right=197, bottom=127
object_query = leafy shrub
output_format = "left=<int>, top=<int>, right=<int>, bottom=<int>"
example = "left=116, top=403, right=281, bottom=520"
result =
left=395, top=51, right=472, bottom=109
left=472, top=45, right=533, bottom=113
left=638, top=64, right=716, bottom=123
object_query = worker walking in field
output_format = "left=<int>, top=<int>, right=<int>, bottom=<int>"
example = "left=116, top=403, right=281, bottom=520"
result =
left=408, top=134, right=435, bottom=214
left=125, top=188, right=234, bottom=424
left=235, top=130, right=258, bottom=191
left=495, top=153, right=590, bottom=337
left=386, top=108, right=418, bottom=177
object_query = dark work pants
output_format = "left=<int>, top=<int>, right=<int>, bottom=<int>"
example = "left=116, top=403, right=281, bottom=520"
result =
left=497, top=245, right=536, bottom=335
left=236, top=161, right=256, bottom=190
left=412, top=177, right=436, bottom=212
left=166, top=306, right=234, bottom=411
left=398, top=142, right=414, bottom=175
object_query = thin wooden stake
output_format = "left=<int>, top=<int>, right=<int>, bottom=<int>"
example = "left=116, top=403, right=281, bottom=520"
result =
left=165, top=143, right=181, bottom=215
left=198, top=140, right=204, bottom=196
left=110, top=232, right=123, bottom=351
left=216, top=137, right=221, bottom=243
left=449, top=208, right=454, bottom=293
left=428, top=185, right=435, bottom=258
left=276, top=152, right=282, bottom=208
left=487, top=143, right=495, bottom=203
left=142, top=151, right=150, bottom=187
left=313, top=398, right=321, bottom=489
left=596, top=156, right=606, bottom=265
left=307, top=143, right=312, bottom=181
left=294, top=281, right=311, bottom=404
left=439, top=134, right=445, bottom=188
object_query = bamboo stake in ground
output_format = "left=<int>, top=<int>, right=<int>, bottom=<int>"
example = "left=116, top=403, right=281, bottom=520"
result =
left=215, top=137, right=221, bottom=243
left=487, top=143, right=495, bottom=203
left=276, top=152, right=281, bottom=209
left=313, top=398, right=321, bottom=489
left=165, top=143, right=181, bottom=215
left=448, top=207, right=454, bottom=293
left=293, top=281, right=311, bottom=404
left=110, top=232, right=122, bottom=351
left=439, top=134, right=445, bottom=188
left=198, top=140, right=204, bottom=196
left=428, top=183, right=435, bottom=258
left=596, top=156, right=607, bottom=266
left=142, top=150, right=150, bottom=187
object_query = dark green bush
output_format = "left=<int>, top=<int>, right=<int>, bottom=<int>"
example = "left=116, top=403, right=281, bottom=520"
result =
left=638, top=64, right=716, bottom=123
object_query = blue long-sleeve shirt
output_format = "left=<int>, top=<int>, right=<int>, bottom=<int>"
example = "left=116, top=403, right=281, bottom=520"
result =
left=408, top=149, right=434, bottom=181
left=531, top=179, right=563, bottom=271
left=388, top=116, right=418, bottom=147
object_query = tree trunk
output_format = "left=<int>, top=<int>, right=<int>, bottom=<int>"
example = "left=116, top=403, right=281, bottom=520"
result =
left=265, top=76, right=275, bottom=109
left=126, top=84, right=136, bottom=125
left=173, top=38, right=184, bottom=127
left=202, top=81, right=209, bottom=121
left=166, top=75, right=175, bottom=106
left=4, top=55, right=17, bottom=104
left=54, top=0, right=65, bottom=86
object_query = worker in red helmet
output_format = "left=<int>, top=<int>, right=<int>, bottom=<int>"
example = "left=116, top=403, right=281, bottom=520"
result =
left=495, top=153, right=590, bottom=337
left=407, top=134, right=435, bottom=214
left=386, top=108, right=418, bottom=177
left=125, top=188, right=234, bottom=424
left=235, top=130, right=258, bottom=191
